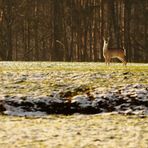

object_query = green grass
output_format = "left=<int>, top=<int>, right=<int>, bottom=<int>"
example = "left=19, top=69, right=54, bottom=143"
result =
left=0, top=62, right=147, bottom=96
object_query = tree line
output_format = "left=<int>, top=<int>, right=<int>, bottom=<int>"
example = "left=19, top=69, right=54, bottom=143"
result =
left=0, top=0, right=147, bottom=62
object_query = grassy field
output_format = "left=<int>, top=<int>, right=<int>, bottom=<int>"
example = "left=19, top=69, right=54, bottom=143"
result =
left=0, top=114, right=148, bottom=148
left=0, top=62, right=147, bottom=96
left=0, top=62, right=148, bottom=148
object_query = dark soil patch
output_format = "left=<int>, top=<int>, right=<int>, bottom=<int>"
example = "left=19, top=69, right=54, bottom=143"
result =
left=0, top=84, right=147, bottom=116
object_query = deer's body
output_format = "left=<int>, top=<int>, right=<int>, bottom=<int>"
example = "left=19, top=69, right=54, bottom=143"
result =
left=103, top=38, right=127, bottom=66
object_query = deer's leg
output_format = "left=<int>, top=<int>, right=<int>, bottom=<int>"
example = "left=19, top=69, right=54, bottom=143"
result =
left=123, top=60, right=127, bottom=66
left=123, top=57, right=127, bottom=66
left=105, top=57, right=108, bottom=66
left=107, top=57, right=111, bottom=66
left=105, top=58, right=109, bottom=66
left=118, top=57, right=127, bottom=66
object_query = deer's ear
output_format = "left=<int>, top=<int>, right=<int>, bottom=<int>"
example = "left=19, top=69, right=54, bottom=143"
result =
left=107, top=37, right=110, bottom=41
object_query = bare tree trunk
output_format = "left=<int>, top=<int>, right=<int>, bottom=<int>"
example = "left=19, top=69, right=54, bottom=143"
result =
left=5, top=0, right=13, bottom=60
left=34, top=0, right=39, bottom=60
left=124, top=0, right=131, bottom=62
left=144, top=0, right=148, bottom=61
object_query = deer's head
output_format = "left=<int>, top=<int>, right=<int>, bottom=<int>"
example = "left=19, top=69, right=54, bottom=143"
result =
left=103, top=37, right=109, bottom=47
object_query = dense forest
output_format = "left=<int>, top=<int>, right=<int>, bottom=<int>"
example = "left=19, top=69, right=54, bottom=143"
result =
left=0, top=0, right=147, bottom=62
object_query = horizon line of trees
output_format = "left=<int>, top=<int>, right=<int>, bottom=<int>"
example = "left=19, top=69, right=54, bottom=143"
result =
left=0, top=0, right=147, bottom=62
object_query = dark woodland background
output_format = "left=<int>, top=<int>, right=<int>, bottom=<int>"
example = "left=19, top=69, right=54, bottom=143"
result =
left=0, top=0, right=147, bottom=62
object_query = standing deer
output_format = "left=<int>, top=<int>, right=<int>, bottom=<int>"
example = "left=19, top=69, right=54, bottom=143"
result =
left=103, top=37, right=127, bottom=66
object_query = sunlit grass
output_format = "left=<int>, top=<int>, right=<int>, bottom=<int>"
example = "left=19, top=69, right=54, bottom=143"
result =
left=0, top=114, right=148, bottom=148
left=0, top=62, right=147, bottom=96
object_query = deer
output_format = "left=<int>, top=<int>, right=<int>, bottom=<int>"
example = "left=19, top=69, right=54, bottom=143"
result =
left=103, top=37, right=127, bottom=66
